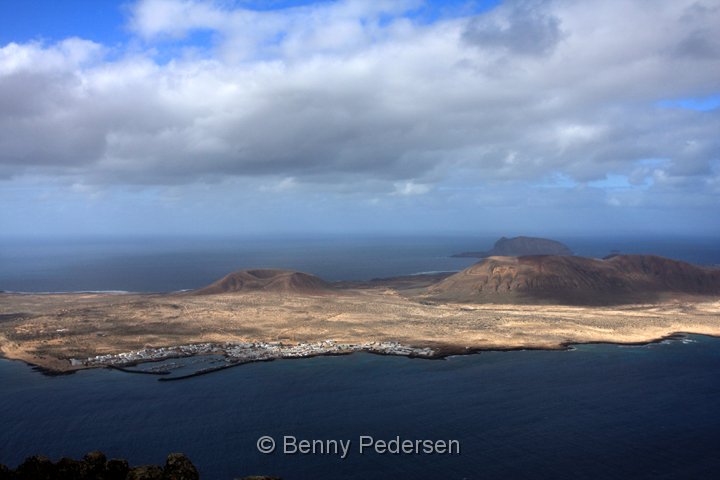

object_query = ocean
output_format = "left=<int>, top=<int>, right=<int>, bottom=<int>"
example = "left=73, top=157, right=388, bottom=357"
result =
left=1, top=235, right=720, bottom=479
left=1, top=337, right=720, bottom=479
left=1, top=234, right=719, bottom=293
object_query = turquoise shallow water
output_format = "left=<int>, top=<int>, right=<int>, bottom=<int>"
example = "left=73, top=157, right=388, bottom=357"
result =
left=2, top=335, right=720, bottom=479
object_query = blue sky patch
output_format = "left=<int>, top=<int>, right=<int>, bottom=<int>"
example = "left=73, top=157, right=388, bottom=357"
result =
left=656, top=94, right=720, bottom=111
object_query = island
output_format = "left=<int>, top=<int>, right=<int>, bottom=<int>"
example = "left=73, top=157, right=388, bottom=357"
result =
left=1, top=255, right=719, bottom=375
left=452, top=236, right=573, bottom=258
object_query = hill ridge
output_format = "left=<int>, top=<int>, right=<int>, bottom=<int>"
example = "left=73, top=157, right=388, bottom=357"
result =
left=426, top=254, right=720, bottom=305
left=194, top=269, right=332, bottom=295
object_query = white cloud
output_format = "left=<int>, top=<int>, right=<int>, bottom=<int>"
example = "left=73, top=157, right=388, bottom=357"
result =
left=260, top=176, right=297, bottom=192
left=0, top=0, right=718, bottom=215
left=0, top=37, right=103, bottom=75
left=392, top=181, right=431, bottom=196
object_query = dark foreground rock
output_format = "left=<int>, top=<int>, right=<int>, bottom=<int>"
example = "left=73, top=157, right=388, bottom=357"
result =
left=0, top=452, right=206, bottom=480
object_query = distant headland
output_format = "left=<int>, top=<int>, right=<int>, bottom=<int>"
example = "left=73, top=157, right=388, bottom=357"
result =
left=452, top=236, right=573, bottom=258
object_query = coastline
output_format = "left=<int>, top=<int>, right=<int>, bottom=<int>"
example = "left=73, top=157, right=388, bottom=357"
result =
left=2, top=288, right=719, bottom=377
left=2, top=331, right=719, bottom=380
left=152, top=332, right=720, bottom=381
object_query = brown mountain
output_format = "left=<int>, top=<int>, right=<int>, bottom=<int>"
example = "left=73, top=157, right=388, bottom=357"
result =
left=452, top=236, right=573, bottom=258
left=425, top=254, right=720, bottom=305
left=194, top=269, right=333, bottom=295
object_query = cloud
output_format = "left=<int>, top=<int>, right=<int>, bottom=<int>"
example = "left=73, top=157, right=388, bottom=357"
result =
left=128, top=0, right=423, bottom=60
left=260, top=176, right=297, bottom=192
left=129, top=0, right=228, bottom=39
left=462, top=0, right=564, bottom=55
left=0, top=0, right=718, bottom=216
left=392, top=181, right=431, bottom=196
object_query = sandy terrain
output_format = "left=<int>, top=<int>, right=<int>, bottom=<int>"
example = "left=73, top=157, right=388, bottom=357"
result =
left=1, top=287, right=719, bottom=372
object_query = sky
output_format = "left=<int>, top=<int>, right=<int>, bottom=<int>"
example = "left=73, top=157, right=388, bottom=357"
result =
left=0, top=0, right=718, bottom=237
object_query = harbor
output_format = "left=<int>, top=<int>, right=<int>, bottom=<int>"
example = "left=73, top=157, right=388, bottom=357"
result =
left=74, top=340, right=437, bottom=379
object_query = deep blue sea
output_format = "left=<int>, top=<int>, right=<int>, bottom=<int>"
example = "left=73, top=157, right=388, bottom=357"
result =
left=1, top=235, right=720, bottom=479
left=1, top=338, right=720, bottom=479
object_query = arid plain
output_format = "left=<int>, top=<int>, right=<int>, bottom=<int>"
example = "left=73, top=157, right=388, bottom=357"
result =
left=2, top=260, right=720, bottom=373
